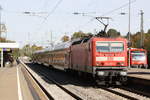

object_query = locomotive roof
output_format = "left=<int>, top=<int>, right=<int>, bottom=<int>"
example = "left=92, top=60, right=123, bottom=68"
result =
left=92, top=37, right=127, bottom=41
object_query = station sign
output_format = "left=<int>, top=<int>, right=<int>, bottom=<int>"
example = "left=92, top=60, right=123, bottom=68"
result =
left=0, top=48, right=11, bottom=51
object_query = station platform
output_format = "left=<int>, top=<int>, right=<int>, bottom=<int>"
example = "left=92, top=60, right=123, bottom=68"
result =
left=128, top=68, right=150, bottom=80
left=0, top=65, right=34, bottom=100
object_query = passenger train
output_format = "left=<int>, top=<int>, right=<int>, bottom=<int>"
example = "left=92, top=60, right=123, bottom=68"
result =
left=32, top=37, right=128, bottom=85
left=129, top=48, right=148, bottom=68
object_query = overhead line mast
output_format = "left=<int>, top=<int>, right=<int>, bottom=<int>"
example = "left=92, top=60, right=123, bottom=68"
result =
left=140, top=10, right=144, bottom=48
left=0, top=6, right=2, bottom=39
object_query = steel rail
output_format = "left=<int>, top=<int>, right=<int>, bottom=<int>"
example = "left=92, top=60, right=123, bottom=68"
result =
left=20, top=60, right=54, bottom=100
left=20, top=60, right=82, bottom=100
left=37, top=71, right=83, bottom=100
left=99, top=87, right=139, bottom=100
left=120, top=86, right=150, bottom=98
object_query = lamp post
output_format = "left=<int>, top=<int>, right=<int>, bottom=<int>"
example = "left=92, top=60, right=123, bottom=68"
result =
left=128, top=0, right=131, bottom=41
left=140, top=10, right=144, bottom=48
left=0, top=5, right=3, bottom=68
left=128, top=0, right=131, bottom=69
left=120, top=0, right=131, bottom=69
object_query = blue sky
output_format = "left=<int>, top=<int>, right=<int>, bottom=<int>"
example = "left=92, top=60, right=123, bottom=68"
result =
left=0, top=0, right=150, bottom=47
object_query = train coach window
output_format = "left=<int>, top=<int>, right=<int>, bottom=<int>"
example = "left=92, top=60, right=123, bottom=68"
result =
left=82, top=38, right=90, bottom=43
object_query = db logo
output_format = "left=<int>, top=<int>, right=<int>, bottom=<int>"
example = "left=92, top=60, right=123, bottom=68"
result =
left=108, top=57, right=113, bottom=61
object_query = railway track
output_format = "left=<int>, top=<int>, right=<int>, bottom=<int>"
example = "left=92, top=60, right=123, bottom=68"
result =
left=42, top=70, right=150, bottom=100
left=21, top=60, right=150, bottom=100
left=99, top=87, right=149, bottom=100
left=120, top=86, right=150, bottom=98
left=20, top=59, right=82, bottom=100
left=38, top=72, right=82, bottom=100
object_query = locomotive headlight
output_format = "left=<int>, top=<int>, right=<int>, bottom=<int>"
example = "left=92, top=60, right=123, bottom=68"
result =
left=97, top=71, right=104, bottom=76
left=117, top=62, right=124, bottom=66
left=96, top=62, right=99, bottom=66
left=120, top=72, right=127, bottom=76
left=120, top=63, right=124, bottom=66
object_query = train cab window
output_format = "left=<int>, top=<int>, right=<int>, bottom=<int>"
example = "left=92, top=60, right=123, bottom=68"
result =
left=131, top=51, right=146, bottom=61
left=110, top=42, right=124, bottom=52
left=96, top=42, right=110, bottom=52
left=96, top=42, right=124, bottom=52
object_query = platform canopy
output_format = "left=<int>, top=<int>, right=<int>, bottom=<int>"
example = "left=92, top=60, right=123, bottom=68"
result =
left=0, top=43, right=19, bottom=48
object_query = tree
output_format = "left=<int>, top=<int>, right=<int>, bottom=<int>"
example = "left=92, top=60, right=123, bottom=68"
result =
left=107, top=29, right=120, bottom=37
left=131, top=32, right=141, bottom=48
left=61, top=35, right=70, bottom=42
left=0, top=37, right=15, bottom=42
left=31, top=44, right=43, bottom=51
left=12, top=48, right=20, bottom=59
left=21, top=44, right=43, bottom=57
left=86, top=32, right=93, bottom=37
left=143, top=33, right=150, bottom=50
left=71, top=31, right=86, bottom=40
left=147, top=29, right=150, bottom=34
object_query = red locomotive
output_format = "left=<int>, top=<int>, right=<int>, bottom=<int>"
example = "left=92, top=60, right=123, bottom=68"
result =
left=32, top=37, right=128, bottom=85
left=129, top=48, right=148, bottom=68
